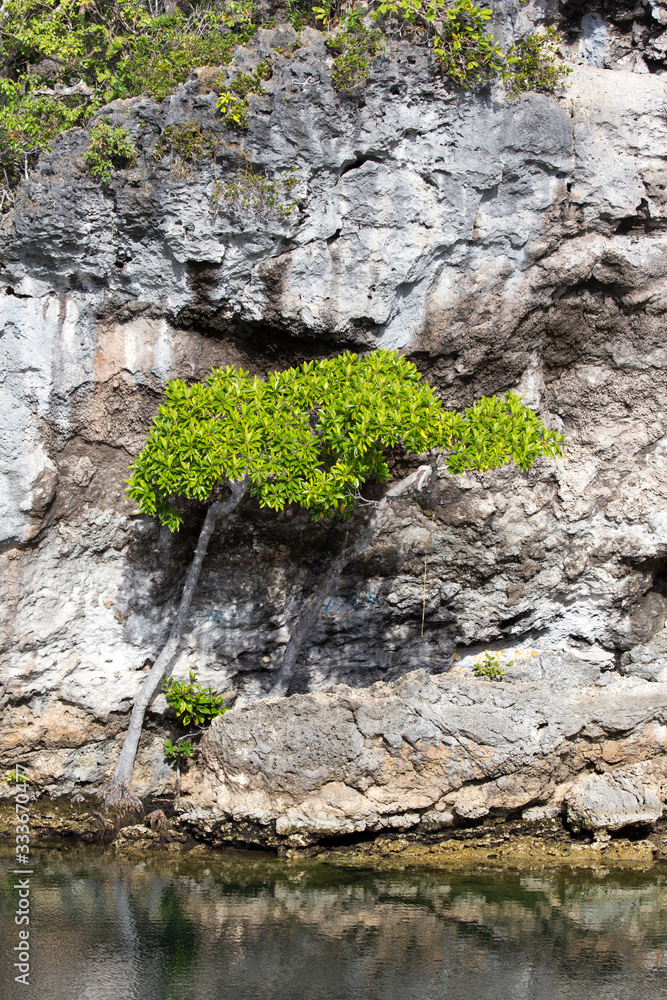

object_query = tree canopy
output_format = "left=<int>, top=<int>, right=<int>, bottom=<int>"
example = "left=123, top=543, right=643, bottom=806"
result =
left=127, top=349, right=565, bottom=531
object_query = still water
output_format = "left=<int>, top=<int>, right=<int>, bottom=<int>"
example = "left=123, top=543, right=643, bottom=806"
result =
left=2, top=847, right=667, bottom=1000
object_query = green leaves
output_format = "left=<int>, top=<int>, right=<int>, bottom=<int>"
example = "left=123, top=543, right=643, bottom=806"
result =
left=371, top=0, right=503, bottom=87
left=473, top=650, right=506, bottom=681
left=163, top=738, right=195, bottom=761
left=127, top=349, right=565, bottom=530
left=84, top=121, right=135, bottom=183
left=503, top=27, right=572, bottom=98
left=444, top=392, right=565, bottom=475
left=106, top=36, right=125, bottom=60
left=369, top=0, right=569, bottom=93
left=162, top=671, right=229, bottom=727
left=0, top=92, right=90, bottom=181
left=327, top=22, right=384, bottom=95
left=432, top=0, right=506, bottom=87
left=216, top=60, right=272, bottom=130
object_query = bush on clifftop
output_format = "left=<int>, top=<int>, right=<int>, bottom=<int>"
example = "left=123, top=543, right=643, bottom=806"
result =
left=0, top=0, right=257, bottom=195
left=0, top=0, right=571, bottom=203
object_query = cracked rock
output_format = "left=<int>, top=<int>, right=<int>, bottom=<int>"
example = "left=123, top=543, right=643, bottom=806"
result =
left=177, top=662, right=667, bottom=845
left=565, top=769, right=664, bottom=832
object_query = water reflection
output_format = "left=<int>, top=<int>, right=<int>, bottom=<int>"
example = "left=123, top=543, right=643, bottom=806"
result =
left=2, top=848, right=667, bottom=1000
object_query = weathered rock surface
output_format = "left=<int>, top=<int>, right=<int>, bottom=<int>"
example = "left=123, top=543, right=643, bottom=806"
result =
left=621, top=628, right=667, bottom=682
left=177, top=655, right=667, bottom=845
left=2, top=1, right=667, bottom=816
left=565, top=768, right=664, bottom=833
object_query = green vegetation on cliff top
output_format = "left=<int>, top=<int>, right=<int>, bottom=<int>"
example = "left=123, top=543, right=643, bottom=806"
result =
left=0, top=0, right=570, bottom=203
left=0, top=0, right=257, bottom=195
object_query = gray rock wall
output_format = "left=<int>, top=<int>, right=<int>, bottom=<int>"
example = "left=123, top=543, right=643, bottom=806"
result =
left=2, top=1, right=667, bottom=812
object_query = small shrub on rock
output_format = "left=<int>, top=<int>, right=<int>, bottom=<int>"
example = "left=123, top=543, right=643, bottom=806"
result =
left=213, top=152, right=297, bottom=216
left=217, top=61, right=273, bottom=129
left=286, top=0, right=325, bottom=30
left=371, top=0, right=504, bottom=88
left=163, top=738, right=195, bottom=761
left=328, top=22, right=385, bottom=94
left=505, top=27, right=572, bottom=97
left=162, top=670, right=228, bottom=727
left=155, top=122, right=225, bottom=163
left=163, top=738, right=195, bottom=797
left=473, top=650, right=509, bottom=680
left=432, top=0, right=506, bottom=87
left=0, top=89, right=91, bottom=192
left=84, top=122, right=135, bottom=182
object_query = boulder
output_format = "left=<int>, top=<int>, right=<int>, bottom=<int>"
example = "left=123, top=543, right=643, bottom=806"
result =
left=565, top=770, right=664, bottom=833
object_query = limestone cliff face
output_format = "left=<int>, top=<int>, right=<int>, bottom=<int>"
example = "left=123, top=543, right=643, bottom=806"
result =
left=2, top=1, right=667, bottom=821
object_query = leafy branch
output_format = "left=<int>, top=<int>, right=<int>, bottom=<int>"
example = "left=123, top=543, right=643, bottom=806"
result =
left=126, top=349, right=565, bottom=532
left=163, top=737, right=195, bottom=761
left=161, top=669, right=229, bottom=727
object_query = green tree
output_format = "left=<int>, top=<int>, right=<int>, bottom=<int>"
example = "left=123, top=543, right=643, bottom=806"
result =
left=100, top=349, right=564, bottom=808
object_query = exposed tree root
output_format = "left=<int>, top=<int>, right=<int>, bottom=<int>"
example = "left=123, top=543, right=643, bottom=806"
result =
left=98, top=776, right=144, bottom=814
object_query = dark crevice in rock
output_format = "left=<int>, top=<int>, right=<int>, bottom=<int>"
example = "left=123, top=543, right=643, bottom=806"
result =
left=561, top=815, right=596, bottom=841
left=496, top=608, right=536, bottom=630
left=552, top=276, right=632, bottom=301
left=609, top=822, right=654, bottom=841
left=311, top=829, right=381, bottom=850
left=270, top=236, right=298, bottom=257
left=338, top=153, right=385, bottom=178
left=650, top=560, right=667, bottom=598
left=615, top=199, right=667, bottom=234
left=479, top=184, right=499, bottom=204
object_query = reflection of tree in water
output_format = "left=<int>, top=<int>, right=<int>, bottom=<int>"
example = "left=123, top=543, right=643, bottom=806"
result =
left=3, top=850, right=667, bottom=1000
left=158, top=885, right=198, bottom=979
left=104, top=870, right=200, bottom=988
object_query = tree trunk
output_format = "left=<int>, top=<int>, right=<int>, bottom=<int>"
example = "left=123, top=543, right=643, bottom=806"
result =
left=100, top=480, right=247, bottom=810
left=269, top=544, right=351, bottom=698
left=270, top=465, right=435, bottom=699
